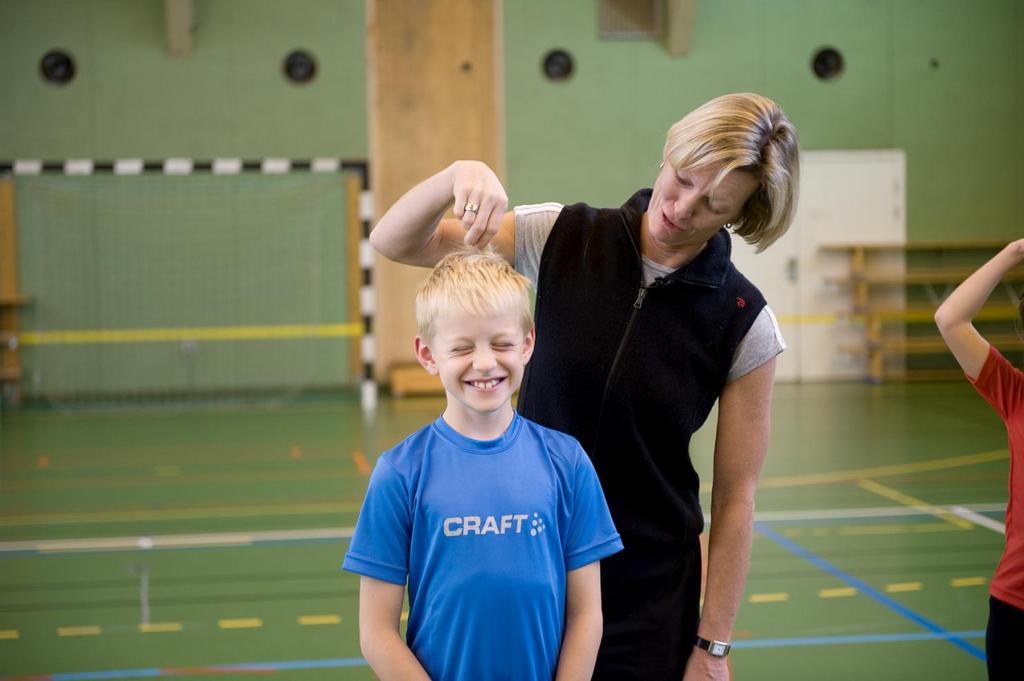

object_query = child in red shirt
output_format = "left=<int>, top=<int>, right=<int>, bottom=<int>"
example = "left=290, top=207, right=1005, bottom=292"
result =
left=936, top=239, right=1024, bottom=681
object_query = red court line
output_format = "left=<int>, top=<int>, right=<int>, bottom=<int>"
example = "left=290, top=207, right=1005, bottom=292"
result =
left=351, top=451, right=372, bottom=476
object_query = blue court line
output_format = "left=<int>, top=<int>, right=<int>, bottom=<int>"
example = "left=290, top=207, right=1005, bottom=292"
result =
left=0, top=658, right=368, bottom=681
left=50, top=671, right=160, bottom=680
left=755, top=522, right=986, bottom=661
left=0, top=631, right=991, bottom=680
left=733, top=630, right=985, bottom=649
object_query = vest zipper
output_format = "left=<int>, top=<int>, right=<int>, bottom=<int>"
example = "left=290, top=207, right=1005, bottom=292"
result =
left=594, top=278, right=667, bottom=449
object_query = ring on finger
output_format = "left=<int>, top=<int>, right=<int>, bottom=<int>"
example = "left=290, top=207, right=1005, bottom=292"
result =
left=465, top=202, right=479, bottom=213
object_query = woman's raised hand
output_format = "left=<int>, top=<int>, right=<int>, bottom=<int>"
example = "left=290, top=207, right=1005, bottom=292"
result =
left=1005, top=238, right=1024, bottom=262
left=450, top=160, right=509, bottom=248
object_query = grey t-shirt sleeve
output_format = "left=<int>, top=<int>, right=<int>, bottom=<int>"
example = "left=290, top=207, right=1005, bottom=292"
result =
left=514, top=202, right=564, bottom=286
left=727, top=306, right=787, bottom=383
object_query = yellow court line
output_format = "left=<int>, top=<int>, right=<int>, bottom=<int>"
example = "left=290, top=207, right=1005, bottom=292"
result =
left=219, top=618, right=263, bottom=630
left=951, top=577, right=987, bottom=588
left=700, top=448, right=1008, bottom=493
left=20, top=323, right=362, bottom=346
left=774, top=312, right=961, bottom=325
left=298, top=615, right=342, bottom=626
left=139, top=622, right=182, bottom=633
left=749, top=592, right=789, bottom=603
left=5, top=466, right=364, bottom=493
left=7, top=451, right=1003, bottom=529
left=0, top=629, right=19, bottom=640
left=58, top=625, right=102, bottom=637
left=775, top=314, right=840, bottom=325
left=0, top=501, right=361, bottom=527
left=857, top=479, right=974, bottom=529
left=783, top=522, right=964, bottom=538
left=819, top=587, right=857, bottom=599
left=885, top=582, right=923, bottom=593
left=837, top=522, right=965, bottom=536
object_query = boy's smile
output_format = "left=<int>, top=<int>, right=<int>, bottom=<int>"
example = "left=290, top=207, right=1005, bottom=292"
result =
left=467, top=377, right=505, bottom=391
left=415, top=311, right=535, bottom=440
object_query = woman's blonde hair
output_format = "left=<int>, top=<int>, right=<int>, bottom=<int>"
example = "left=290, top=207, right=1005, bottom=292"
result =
left=663, top=92, right=800, bottom=252
left=416, top=247, right=534, bottom=342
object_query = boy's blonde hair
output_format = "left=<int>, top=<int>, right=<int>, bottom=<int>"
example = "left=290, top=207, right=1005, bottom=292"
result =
left=663, top=92, right=800, bottom=252
left=416, top=248, right=534, bottom=342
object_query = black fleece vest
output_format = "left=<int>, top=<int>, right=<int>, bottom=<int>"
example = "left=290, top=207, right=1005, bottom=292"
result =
left=518, top=189, right=766, bottom=543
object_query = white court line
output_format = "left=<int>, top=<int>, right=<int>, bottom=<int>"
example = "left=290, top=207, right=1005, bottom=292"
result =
left=704, top=502, right=1005, bottom=524
left=950, top=505, right=1005, bottom=534
left=0, top=527, right=353, bottom=554
left=1, top=504, right=1003, bottom=554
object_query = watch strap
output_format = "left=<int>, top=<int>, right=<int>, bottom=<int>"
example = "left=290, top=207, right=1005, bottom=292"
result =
left=695, top=635, right=732, bottom=657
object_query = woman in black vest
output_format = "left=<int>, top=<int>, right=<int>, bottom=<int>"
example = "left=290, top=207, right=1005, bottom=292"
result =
left=371, top=92, right=800, bottom=681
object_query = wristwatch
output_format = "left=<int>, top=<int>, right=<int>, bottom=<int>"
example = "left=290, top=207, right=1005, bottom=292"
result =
left=695, top=636, right=731, bottom=657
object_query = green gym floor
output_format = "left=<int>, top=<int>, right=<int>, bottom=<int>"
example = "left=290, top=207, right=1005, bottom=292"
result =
left=0, top=381, right=1010, bottom=680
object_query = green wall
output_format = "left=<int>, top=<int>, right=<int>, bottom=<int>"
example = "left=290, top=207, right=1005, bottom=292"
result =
left=2, top=0, right=1019, bottom=237
left=0, top=0, right=366, bottom=399
left=503, top=0, right=1024, bottom=241
left=0, top=0, right=366, bottom=159
left=1, top=0, right=1022, bottom=397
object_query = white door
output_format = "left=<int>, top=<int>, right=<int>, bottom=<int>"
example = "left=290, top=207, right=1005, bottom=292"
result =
left=730, top=150, right=906, bottom=381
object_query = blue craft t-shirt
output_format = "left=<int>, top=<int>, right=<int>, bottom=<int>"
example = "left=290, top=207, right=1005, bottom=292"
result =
left=343, top=413, right=623, bottom=681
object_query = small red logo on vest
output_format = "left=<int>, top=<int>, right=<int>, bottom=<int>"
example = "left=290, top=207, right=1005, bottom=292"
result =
left=736, top=297, right=746, bottom=308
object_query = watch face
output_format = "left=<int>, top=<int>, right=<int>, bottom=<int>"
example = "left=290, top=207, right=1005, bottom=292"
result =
left=710, top=642, right=728, bottom=656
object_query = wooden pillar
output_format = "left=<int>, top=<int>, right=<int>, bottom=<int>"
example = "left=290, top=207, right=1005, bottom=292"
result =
left=345, top=173, right=365, bottom=386
left=165, top=0, right=193, bottom=58
left=0, top=177, right=26, bottom=401
left=367, top=0, right=504, bottom=387
left=664, top=0, right=697, bottom=57
left=867, top=315, right=883, bottom=384
left=851, top=246, right=868, bottom=311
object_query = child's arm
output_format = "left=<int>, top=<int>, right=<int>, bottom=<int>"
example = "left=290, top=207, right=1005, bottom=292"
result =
left=935, top=239, right=1024, bottom=379
left=358, top=576, right=431, bottom=681
left=554, top=562, right=603, bottom=681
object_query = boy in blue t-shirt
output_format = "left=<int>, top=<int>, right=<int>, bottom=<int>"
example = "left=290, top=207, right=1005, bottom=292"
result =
left=343, top=249, right=623, bottom=681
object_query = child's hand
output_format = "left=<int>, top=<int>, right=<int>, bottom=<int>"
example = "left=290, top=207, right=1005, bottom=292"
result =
left=450, top=160, right=509, bottom=248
